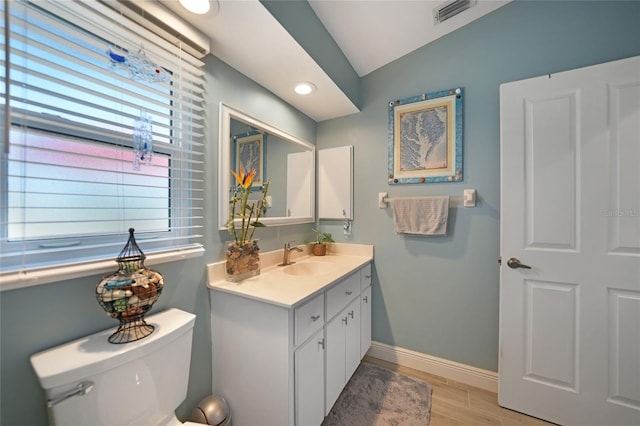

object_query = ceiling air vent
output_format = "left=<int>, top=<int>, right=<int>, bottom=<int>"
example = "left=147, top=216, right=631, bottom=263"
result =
left=433, top=0, right=476, bottom=25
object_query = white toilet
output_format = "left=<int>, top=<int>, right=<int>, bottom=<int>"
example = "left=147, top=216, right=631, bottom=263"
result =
left=31, top=308, right=203, bottom=426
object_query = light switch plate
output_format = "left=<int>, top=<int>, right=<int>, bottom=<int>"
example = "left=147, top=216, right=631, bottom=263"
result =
left=463, top=189, right=476, bottom=207
left=378, top=192, right=388, bottom=208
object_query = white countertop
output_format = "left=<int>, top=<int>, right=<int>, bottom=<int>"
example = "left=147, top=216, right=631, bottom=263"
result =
left=207, top=243, right=373, bottom=308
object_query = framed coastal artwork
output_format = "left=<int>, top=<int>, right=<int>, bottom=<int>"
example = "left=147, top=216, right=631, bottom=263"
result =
left=387, top=87, right=463, bottom=184
left=234, top=132, right=265, bottom=189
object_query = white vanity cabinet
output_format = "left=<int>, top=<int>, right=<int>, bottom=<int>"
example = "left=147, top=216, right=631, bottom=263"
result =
left=210, top=260, right=372, bottom=426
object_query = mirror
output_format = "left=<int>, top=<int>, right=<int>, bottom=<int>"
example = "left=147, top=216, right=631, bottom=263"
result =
left=218, top=103, right=315, bottom=230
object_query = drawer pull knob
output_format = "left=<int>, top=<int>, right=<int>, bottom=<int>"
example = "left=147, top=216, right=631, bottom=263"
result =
left=348, top=310, right=354, bottom=319
left=342, top=317, right=348, bottom=325
left=319, top=339, right=325, bottom=349
left=363, top=296, right=368, bottom=303
left=311, top=315, right=320, bottom=322
left=345, top=290, right=353, bottom=296
left=365, top=275, right=371, bottom=279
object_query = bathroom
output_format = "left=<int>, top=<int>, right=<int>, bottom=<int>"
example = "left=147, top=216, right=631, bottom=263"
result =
left=1, top=1, right=639, bottom=425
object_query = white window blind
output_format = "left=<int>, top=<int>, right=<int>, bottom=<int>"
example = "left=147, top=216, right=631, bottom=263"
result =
left=1, top=0, right=206, bottom=287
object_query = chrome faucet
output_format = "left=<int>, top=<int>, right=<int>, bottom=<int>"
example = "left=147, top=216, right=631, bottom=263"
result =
left=280, top=241, right=303, bottom=266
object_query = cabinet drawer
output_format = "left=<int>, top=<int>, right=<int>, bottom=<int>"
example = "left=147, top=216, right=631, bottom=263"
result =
left=360, top=263, right=372, bottom=291
left=326, top=271, right=360, bottom=320
left=295, top=293, right=325, bottom=345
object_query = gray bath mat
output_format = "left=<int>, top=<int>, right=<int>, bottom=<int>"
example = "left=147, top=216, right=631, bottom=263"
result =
left=323, top=361, right=433, bottom=426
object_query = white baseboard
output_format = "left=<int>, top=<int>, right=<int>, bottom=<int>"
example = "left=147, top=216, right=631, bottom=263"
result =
left=366, top=341, right=498, bottom=393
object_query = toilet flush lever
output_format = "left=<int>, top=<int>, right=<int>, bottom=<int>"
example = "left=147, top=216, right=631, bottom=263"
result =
left=47, top=381, right=94, bottom=408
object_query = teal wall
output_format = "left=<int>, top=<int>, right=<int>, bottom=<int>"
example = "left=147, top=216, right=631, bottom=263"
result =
left=2, top=1, right=640, bottom=425
left=0, top=55, right=315, bottom=426
left=315, top=0, right=640, bottom=371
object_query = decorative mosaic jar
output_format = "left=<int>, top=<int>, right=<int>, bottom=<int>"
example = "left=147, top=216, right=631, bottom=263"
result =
left=96, top=228, right=164, bottom=344
left=225, top=239, right=260, bottom=282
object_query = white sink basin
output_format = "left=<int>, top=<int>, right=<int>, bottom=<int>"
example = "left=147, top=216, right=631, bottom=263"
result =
left=282, top=261, right=333, bottom=276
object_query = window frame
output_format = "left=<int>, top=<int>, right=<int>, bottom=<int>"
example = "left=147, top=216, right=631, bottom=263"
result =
left=0, top=0, right=205, bottom=289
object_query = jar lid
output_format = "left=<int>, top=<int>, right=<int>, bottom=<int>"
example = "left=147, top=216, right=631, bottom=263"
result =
left=116, top=228, right=146, bottom=267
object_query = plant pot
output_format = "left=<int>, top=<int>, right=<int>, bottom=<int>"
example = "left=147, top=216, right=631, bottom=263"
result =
left=225, top=239, right=261, bottom=282
left=312, top=243, right=327, bottom=256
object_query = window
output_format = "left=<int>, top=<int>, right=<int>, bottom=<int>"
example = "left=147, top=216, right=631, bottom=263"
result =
left=1, top=0, right=205, bottom=287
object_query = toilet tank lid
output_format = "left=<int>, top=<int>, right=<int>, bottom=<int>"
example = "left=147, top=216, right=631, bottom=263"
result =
left=30, top=308, right=196, bottom=389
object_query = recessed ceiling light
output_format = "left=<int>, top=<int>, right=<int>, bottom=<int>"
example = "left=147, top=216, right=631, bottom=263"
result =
left=295, top=82, right=316, bottom=95
left=179, top=0, right=210, bottom=14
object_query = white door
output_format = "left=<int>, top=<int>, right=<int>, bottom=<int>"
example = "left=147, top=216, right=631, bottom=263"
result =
left=499, top=56, right=640, bottom=426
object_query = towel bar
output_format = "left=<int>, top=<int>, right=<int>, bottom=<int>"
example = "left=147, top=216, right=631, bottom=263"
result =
left=378, top=189, right=476, bottom=208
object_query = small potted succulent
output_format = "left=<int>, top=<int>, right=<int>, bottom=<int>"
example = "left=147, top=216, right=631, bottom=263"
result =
left=311, top=228, right=334, bottom=256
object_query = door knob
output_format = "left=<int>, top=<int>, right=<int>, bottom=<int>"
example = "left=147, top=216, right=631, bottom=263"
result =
left=507, top=257, right=531, bottom=269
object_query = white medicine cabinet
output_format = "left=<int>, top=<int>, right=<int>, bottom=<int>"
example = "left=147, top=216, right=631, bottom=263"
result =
left=318, top=145, right=353, bottom=220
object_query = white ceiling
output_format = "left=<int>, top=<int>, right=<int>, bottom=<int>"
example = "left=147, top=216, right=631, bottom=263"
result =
left=162, top=0, right=511, bottom=122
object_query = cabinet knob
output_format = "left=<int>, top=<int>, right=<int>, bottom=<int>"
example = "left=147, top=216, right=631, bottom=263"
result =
left=342, top=316, right=348, bottom=325
left=363, top=296, right=368, bottom=303
left=311, top=315, right=320, bottom=322
left=348, top=310, right=354, bottom=319
left=345, top=290, right=353, bottom=296
left=365, top=275, right=371, bottom=279
left=318, top=339, right=325, bottom=350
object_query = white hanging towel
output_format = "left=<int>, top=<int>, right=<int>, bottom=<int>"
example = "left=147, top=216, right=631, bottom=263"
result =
left=391, top=196, right=449, bottom=236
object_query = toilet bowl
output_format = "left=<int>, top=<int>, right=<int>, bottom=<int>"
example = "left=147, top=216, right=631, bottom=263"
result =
left=31, top=308, right=202, bottom=426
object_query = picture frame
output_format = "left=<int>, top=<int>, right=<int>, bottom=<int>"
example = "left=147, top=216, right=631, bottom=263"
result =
left=234, top=132, right=265, bottom=189
left=388, top=87, right=463, bottom=184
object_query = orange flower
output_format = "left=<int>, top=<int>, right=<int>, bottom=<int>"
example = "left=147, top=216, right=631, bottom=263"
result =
left=231, top=166, right=256, bottom=189
left=228, top=166, right=269, bottom=245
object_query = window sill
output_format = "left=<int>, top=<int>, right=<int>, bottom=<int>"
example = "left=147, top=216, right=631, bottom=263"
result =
left=0, top=245, right=205, bottom=292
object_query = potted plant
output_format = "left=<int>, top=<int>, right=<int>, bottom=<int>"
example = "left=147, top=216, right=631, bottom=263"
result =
left=225, top=167, right=270, bottom=281
left=311, top=228, right=334, bottom=256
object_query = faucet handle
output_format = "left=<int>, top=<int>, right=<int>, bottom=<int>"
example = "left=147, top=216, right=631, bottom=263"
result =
left=285, top=240, right=296, bottom=249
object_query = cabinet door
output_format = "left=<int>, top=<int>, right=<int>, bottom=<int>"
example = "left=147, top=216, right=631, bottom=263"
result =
left=318, top=145, right=353, bottom=220
left=360, top=263, right=372, bottom=292
left=286, top=150, right=313, bottom=218
left=295, top=329, right=325, bottom=426
left=345, top=297, right=361, bottom=381
left=325, top=311, right=346, bottom=415
left=360, top=286, right=372, bottom=359
left=325, top=297, right=363, bottom=415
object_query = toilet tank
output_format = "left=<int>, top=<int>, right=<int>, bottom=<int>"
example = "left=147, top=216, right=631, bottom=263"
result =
left=31, top=309, right=196, bottom=426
